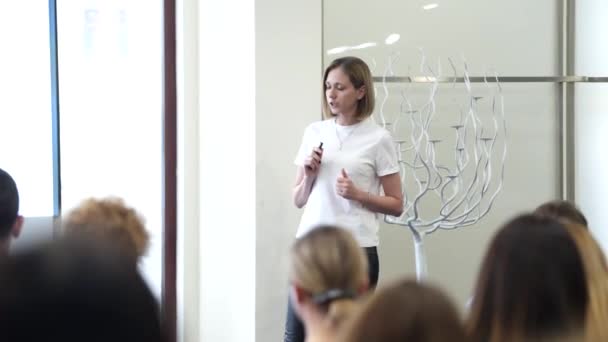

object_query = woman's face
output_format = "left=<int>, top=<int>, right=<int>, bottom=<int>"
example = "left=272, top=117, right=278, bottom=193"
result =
left=325, top=67, right=364, bottom=118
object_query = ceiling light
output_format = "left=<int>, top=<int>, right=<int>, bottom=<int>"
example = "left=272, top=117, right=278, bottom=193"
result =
left=385, top=33, right=400, bottom=45
left=352, top=42, right=377, bottom=50
left=327, top=46, right=349, bottom=55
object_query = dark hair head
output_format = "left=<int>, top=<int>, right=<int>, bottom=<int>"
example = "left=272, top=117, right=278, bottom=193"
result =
left=338, top=279, right=466, bottom=342
left=534, top=199, right=588, bottom=227
left=322, top=56, right=375, bottom=120
left=467, top=214, right=588, bottom=342
left=0, top=168, right=19, bottom=239
left=0, top=236, right=165, bottom=342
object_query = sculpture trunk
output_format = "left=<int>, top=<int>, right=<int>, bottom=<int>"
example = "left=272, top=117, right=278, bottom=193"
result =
left=413, top=233, right=428, bottom=281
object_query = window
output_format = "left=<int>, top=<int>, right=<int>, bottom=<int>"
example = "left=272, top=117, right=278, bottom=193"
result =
left=57, top=0, right=164, bottom=297
left=0, top=2, right=54, bottom=217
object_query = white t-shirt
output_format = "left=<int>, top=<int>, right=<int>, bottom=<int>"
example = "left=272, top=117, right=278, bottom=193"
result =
left=294, top=117, right=400, bottom=247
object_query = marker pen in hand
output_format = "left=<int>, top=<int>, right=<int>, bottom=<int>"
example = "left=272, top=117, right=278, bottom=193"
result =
left=306, top=142, right=324, bottom=172
left=316, top=142, right=323, bottom=160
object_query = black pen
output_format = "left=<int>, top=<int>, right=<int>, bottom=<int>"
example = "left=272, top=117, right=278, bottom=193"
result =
left=316, top=142, right=323, bottom=162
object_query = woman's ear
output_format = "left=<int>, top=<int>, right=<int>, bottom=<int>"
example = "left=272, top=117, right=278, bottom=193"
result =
left=358, top=278, right=370, bottom=295
left=293, top=283, right=310, bottom=305
left=290, top=283, right=311, bottom=320
left=357, top=85, right=366, bottom=100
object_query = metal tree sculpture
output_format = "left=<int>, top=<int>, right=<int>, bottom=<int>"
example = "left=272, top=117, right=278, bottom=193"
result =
left=375, top=52, right=508, bottom=280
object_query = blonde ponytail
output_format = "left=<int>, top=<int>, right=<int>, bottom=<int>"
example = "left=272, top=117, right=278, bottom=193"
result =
left=326, top=298, right=359, bottom=328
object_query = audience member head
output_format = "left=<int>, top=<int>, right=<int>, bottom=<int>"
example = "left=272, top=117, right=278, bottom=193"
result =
left=467, top=214, right=588, bottom=342
left=534, top=199, right=588, bottom=226
left=62, top=197, right=149, bottom=263
left=0, top=168, right=23, bottom=255
left=0, top=236, right=164, bottom=342
left=289, top=225, right=369, bottom=339
left=564, top=222, right=608, bottom=341
left=338, top=279, right=466, bottom=342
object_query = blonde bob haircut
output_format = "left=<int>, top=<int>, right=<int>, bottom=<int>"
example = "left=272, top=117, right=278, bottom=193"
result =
left=322, top=56, right=375, bottom=121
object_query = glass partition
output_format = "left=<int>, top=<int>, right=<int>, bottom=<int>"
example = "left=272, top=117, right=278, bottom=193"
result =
left=323, top=0, right=562, bottom=305
left=574, top=0, right=608, bottom=253
left=324, top=0, right=559, bottom=75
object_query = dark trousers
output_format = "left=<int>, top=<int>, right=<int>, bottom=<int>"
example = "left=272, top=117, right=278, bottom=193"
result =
left=283, top=246, right=379, bottom=342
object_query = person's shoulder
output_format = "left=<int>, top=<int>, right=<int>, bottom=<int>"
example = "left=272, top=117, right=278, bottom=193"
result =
left=311, top=118, right=334, bottom=128
left=304, top=118, right=333, bottom=132
left=364, top=119, right=394, bottom=140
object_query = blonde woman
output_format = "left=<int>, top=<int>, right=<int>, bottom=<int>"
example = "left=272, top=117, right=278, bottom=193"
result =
left=288, top=225, right=369, bottom=342
left=288, top=55, right=403, bottom=342
left=62, top=197, right=149, bottom=264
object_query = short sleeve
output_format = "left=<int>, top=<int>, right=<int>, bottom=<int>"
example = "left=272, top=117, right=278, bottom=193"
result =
left=375, top=131, right=400, bottom=176
left=294, top=124, right=313, bottom=166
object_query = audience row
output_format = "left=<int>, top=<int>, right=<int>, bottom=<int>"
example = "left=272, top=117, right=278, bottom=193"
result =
left=289, top=200, right=607, bottom=342
left=1, top=166, right=607, bottom=342
left=0, top=168, right=163, bottom=341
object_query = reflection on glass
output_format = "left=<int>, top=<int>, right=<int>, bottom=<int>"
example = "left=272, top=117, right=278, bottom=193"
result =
left=352, top=42, right=377, bottom=50
left=57, top=0, right=163, bottom=298
left=385, top=33, right=400, bottom=45
left=327, top=41, right=378, bottom=55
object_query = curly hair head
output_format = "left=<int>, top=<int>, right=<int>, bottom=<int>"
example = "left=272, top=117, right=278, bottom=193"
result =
left=62, top=197, right=149, bottom=262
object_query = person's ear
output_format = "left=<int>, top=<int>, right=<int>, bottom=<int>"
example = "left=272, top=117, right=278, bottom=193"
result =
left=357, top=85, right=366, bottom=100
left=289, top=283, right=310, bottom=320
left=358, top=278, right=370, bottom=295
left=11, top=215, right=24, bottom=238
left=293, top=283, right=310, bottom=305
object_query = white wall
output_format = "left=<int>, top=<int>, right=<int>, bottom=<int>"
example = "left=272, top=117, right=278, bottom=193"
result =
left=198, top=0, right=257, bottom=336
left=178, top=0, right=322, bottom=340
left=176, top=0, right=200, bottom=341
left=255, top=1, right=322, bottom=341
left=574, top=0, right=608, bottom=251
left=178, top=0, right=257, bottom=340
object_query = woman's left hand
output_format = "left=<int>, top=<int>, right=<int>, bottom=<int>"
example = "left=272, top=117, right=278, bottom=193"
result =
left=335, top=168, right=363, bottom=201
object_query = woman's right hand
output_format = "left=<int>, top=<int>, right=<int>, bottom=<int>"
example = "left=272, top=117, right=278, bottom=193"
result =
left=303, top=147, right=323, bottom=178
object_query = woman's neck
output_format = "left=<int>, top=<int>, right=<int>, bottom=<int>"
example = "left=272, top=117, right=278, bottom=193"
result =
left=335, top=114, right=359, bottom=126
left=302, top=308, right=335, bottom=342
left=304, top=327, right=334, bottom=342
